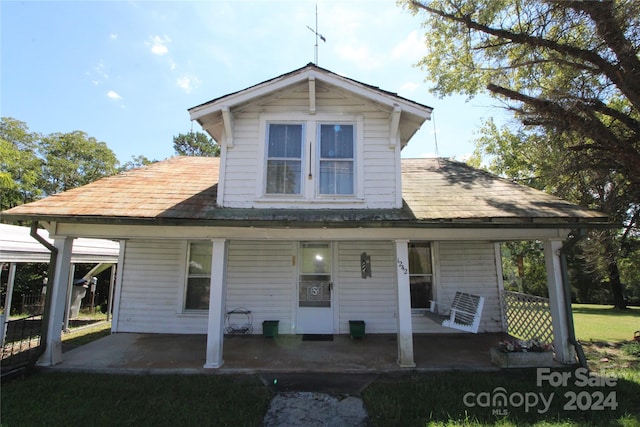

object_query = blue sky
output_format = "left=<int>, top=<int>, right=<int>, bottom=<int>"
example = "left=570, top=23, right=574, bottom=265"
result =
left=1, top=0, right=502, bottom=165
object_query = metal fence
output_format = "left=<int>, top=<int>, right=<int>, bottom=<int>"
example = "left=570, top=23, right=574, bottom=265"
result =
left=501, top=290, right=554, bottom=344
left=1, top=314, right=44, bottom=378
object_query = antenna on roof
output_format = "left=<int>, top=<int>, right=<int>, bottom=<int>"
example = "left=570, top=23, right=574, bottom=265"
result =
left=306, top=3, right=326, bottom=65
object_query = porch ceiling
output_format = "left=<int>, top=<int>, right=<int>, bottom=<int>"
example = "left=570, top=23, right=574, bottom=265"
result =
left=1, top=157, right=610, bottom=229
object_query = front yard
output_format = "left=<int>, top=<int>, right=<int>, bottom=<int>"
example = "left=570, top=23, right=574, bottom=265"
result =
left=1, top=304, right=639, bottom=426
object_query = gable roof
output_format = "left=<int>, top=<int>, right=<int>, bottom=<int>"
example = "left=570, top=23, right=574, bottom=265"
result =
left=0, top=156, right=608, bottom=228
left=188, top=63, right=433, bottom=147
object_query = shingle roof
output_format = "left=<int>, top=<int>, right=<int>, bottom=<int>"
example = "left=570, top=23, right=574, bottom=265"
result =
left=0, top=156, right=608, bottom=227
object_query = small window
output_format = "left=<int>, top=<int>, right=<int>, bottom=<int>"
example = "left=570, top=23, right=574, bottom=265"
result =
left=266, top=124, right=303, bottom=194
left=319, top=124, right=354, bottom=195
left=185, top=241, right=212, bottom=310
left=408, top=242, right=433, bottom=309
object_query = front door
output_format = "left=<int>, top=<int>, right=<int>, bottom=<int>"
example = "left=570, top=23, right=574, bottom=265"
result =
left=296, top=242, right=333, bottom=334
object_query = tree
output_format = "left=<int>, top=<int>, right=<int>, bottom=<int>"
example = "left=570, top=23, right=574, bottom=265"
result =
left=404, top=0, right=639, bottom=308
left=173, top=131, right=220, bottom=157
left=39, top=131, right=118, bottom=196
left=0, top=117, right=42, bottom=210
left=118, top=155, right=157, bottom=172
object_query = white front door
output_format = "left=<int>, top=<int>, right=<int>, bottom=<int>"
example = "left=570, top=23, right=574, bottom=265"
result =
left=296, top=242, right=333, bottom=334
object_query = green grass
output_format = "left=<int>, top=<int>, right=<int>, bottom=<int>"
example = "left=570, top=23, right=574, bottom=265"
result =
left=1, top=373, right=271, bottom=427
left=2, top=304, right=639, bottom=427
left=363, top=369, right=640, bottom=427
left=572, top=304, right=640, bottom=342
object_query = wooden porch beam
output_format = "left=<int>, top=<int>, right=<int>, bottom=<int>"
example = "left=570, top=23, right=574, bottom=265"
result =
left=221, top=106, right=234, bottom=148
left=308, top=76, right=316, bottom=115
left=389, top=106, right=401, bottom=148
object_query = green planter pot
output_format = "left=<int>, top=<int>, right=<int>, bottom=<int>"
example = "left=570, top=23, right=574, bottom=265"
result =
left=349, top=320, right=366, bottom=339
left=262, top=320, right=279, bottom=338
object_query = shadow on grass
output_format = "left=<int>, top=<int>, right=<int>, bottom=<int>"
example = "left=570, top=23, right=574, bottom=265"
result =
left=572, top=305, right=639, bottom=316
left=363, top=369, right=640, bottom=426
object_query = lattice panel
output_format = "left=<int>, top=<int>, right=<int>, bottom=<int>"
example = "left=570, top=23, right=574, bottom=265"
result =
left=501, top=290, right=553, bottom=344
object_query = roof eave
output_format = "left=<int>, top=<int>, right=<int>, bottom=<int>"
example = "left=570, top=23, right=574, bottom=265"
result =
left=1, top=213, right=614, bottom=230
left=188, top=64, right=433, bottom=123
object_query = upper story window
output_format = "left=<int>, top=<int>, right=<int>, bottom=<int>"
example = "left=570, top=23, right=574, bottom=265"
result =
left=258, top=114, right=363, bottom=202
left=266, top=124, right=303, bottom=195
left=319, top=124, right=354, bottom=195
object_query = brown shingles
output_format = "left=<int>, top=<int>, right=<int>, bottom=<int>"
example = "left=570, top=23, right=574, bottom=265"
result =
left=1, top=156, right=606, bottom=224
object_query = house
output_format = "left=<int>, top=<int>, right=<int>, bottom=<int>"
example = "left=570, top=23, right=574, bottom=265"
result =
left=0, top=63, right=608, bottom=369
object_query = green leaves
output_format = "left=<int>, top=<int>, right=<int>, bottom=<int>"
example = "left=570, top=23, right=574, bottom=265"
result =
left=173, top=131, right=220, bottom=157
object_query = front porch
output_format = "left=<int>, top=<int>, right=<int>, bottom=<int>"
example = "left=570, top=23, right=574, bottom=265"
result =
left=50, top=332, right=513, bottom=374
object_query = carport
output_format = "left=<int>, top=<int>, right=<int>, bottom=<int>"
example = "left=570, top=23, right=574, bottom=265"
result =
left=0, top=224, right=119, bottom=343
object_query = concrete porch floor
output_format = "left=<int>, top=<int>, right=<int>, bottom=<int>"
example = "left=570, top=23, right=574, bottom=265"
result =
left=50, top=332, right=510, bottom=374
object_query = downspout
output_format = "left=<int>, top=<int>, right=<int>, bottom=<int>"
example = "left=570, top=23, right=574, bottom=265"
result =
left=30, top=222, right=58, bottom=359
left=558, top=229, right=588, bottom=369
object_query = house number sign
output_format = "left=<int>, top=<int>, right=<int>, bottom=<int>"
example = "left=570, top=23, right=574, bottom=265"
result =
left=397, top=258, right=408, bottom=275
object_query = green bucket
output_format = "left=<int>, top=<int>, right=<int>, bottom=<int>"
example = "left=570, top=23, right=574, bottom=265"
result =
left=262, top=320, right=279, bottom=338
left=349, top=320, right=366, bottom=339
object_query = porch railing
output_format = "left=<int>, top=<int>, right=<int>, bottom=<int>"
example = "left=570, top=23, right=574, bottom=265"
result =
left=501, top=290, right=553, bottom=344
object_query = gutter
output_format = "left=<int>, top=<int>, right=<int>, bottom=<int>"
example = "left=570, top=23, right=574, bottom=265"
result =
left=558, top=229, right=588, bottom=369
left=29, top=222, right=58, bottom=361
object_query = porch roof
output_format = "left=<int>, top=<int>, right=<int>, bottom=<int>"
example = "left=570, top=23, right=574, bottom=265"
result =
left=0, top=156, right=609, bottom=228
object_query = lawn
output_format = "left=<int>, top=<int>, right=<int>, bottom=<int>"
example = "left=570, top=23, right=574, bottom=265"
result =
left=572, top=304, right=640, bottom=343
left=2, top=304, right=639, bottom=427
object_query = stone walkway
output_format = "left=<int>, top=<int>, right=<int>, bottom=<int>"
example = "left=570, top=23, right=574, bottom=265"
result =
left=263, top=392, right=369, bottom=427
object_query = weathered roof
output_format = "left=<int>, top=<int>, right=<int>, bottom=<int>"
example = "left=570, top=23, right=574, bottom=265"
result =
left=0, top=156, right=608, bottom=228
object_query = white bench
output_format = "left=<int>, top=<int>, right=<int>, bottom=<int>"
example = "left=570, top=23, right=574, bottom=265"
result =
left=427, top=291, right=485, bottom=334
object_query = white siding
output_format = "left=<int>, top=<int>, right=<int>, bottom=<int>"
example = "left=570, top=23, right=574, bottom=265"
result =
left=221, top=82, right=399, bottom=209
left=337, top=241, right=397, bottom=333
left=115, top=238, right=503, bottom=337
left=412, top=241, right=503, bottom=333
left=226, top=241, right=296, bottom=334
left=116, top=240, right=208, bottom=334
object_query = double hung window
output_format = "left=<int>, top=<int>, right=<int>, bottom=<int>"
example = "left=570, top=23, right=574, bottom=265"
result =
left=319, top=124, right=354, bottom=195
left=408, top=242, right=433, bottom=310
left=266, top=124, right=303, bottom=195
left=185, top=241, right=212, bottom=311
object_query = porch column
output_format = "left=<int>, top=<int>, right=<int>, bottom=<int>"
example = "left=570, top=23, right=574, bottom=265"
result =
left=1, top=263, right=17, bottom=345
left=544, top=239, right=576, bottom=364
left=395, top=240, right=415, bottom=368
left=204, top=238, right=228, bottom=369
left=39, top=236, right=74, bottom=366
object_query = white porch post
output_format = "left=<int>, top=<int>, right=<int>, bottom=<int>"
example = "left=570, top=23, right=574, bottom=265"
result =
left=204, top=238, right=228, bottom=369
left=39, top=236, right=74, bottom=366
left=544, top=239, right=576, bottom=364
left=395, top=240, right=415, bottom=368
left=1, top=263, right=18, bottom=345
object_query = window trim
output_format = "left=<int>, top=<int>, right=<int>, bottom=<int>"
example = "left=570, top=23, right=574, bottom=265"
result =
left=256, top=113, right=364, bottom=202
left=316, top=122, right=356, bottom=197
left=182, top=240, right=212, bottom=313
left=408, top=241, right=435, bottom=314
left=264, top=122, right=305, bottom=196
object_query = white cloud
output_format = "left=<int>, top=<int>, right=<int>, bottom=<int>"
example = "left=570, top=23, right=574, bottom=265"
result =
left=109, top=33, right=118, bottom=40
left=107, top=90, right=122, bottom=100
left=335, top=44, right=383, bottom=69
left=176, top=75, right=200, bottom=93
left=399, top=81, right=421, bottom=93
left=146, top=35, right=171, bottom=56
left=391, top=30, right=427, bottom=62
